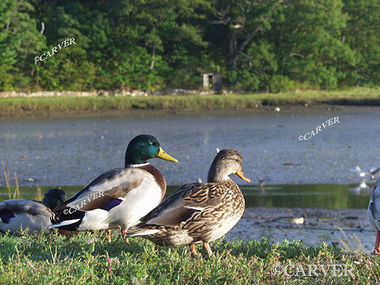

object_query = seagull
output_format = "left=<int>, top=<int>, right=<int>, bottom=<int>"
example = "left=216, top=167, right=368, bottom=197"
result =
left=258, top=177, right=265, bottom=193
left=350, top=166, right=380, bottom=189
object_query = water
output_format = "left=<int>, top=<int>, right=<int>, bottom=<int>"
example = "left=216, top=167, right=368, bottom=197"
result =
left=1, top=107, right=378, bottom=251
left=0, top=106, right=379, bottom=187
left=0, top=184, right=373, bottom=251
left=0, top=184, right=371, bottom=209
left=243, top=184, right=372, bottom=209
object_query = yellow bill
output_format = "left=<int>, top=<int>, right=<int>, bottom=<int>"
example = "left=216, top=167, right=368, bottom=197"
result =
left=157, top=147, right=178, bottom=163
left=236, top=169, right=250, bottom=183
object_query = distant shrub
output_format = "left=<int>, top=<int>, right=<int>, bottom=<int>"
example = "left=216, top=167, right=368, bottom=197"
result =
left=268, top=75, right=295, bottom=92
left=227, top=70, right=260, bottom=91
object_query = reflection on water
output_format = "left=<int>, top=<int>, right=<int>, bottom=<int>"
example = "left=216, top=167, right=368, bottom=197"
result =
left=0, top=184, right=372, bottom=209
left=242, top=184, right=372, bottom=209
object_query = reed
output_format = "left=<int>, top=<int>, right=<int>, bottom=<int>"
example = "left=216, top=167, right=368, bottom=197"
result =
left=1, top=163, right=21, bottom=199
left=1, top=162, right=11, bottom=199
left=12, top=172, right=20, bottom=199
left=34, top=186, right=43, bottom=201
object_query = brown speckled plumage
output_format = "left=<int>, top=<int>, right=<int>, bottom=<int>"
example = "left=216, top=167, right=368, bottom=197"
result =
left=129, top=149, right=249, bottom=255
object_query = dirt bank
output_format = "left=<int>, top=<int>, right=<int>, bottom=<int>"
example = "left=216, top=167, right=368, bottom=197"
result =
left=227, top=208, right=374, bottom=253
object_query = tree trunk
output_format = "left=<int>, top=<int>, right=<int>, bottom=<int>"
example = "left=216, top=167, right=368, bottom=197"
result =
left=150, top=44, right=155, bottom=70
left=228, top=28, right=238, bottom=70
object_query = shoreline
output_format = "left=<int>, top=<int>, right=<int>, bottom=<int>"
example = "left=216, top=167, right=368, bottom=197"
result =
left=227, top=207, right=373, bottom=252
left=0, top=105, right=348, bottom=119
left=0, top=90, right=379, bottom=118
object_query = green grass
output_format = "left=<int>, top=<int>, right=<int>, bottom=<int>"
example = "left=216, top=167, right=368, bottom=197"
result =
left=0, top=88, right=380, bottom=117
left=0, top=230, right=377, bottom=284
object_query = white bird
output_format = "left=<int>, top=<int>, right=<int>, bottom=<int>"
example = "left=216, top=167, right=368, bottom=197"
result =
left=350, top=166, right=380, bottom=189
left=258, top=177, right=265, bottom=193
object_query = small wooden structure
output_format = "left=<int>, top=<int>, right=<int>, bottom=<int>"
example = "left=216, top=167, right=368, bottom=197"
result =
left=202, top=73, right=222, bottom=91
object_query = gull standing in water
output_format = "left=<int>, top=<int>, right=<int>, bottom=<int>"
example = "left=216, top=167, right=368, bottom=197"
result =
left=349, top=166, right=380, bottom=193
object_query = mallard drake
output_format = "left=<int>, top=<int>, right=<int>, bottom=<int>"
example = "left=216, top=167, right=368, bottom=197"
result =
left=128, top=149, right=250, bottom=256
left=0, top=188, right=66, bottom=233
left=368, top=177, right=380, bottom=254
left=49, top=134, right=178, bottom=243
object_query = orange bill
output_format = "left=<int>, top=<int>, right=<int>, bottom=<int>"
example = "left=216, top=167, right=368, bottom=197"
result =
left=236, top=169, right=250, bottom=183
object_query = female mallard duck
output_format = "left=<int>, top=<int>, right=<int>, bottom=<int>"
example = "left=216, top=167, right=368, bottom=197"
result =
left=49, top=134, right=178, bottom=243
left=128, top=149, right=250, bottom=256
left=0, top=188, right=66, bottom=233
left=368, top=177, right=380, bottom=254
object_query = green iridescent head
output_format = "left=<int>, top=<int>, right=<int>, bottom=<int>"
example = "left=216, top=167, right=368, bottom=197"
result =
left=124, top=134, right=178, bottom=166
left=42, top=188, right=66, bottom=210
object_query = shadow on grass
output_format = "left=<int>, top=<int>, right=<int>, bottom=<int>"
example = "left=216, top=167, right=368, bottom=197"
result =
left=0, top=230, right=153, bottom=263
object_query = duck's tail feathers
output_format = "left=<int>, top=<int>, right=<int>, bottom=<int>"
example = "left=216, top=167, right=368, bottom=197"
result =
left=48, top=219, right=81, bottom=229
left=127, top=228, right=161, bottom=237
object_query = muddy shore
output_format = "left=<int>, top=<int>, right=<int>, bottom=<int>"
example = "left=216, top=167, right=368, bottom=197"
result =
left=227, top=207, right=374, bottom=253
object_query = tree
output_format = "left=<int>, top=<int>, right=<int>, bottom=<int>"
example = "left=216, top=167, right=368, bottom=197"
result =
left=269, top=0, right=355, bottom=89
left=0, top=0, right=17, bottom=89
left=0, top=0, right=44, bottom=90
left=116, top=0, right=209, bottom=89
left=342, top=0, right=380, bottom=85
left=34, top=1, right=97, bottom=90
left=208, top=0, right=280, bottom=71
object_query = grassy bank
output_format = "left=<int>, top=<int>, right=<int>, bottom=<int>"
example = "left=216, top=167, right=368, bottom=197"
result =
left=0, top=231, right=377, bottom=284
left=0, top=88, right=380, bottom=117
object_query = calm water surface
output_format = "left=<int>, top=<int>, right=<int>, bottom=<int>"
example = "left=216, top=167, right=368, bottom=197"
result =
left=0, top=106, right=379, bottom=187
left=0, top=184, right=372, bottom=209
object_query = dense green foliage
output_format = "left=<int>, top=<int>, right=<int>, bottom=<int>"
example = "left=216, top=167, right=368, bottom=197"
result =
left=1, top=0, right=380, bottom=91
left=0, top=231, right=377, bottom=284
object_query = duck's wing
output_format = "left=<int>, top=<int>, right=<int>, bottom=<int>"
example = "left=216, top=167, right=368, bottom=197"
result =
left=51, top=167, right=148, bottom=229
left=350, top=166, right=362, bottom=173
left=55, top=167, right=146, bottom=213
left=0, top=200, right=53, bottom=232
left=0, top=199, right=51, bottom=222
left=141, top=182, right=224, bottom=226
